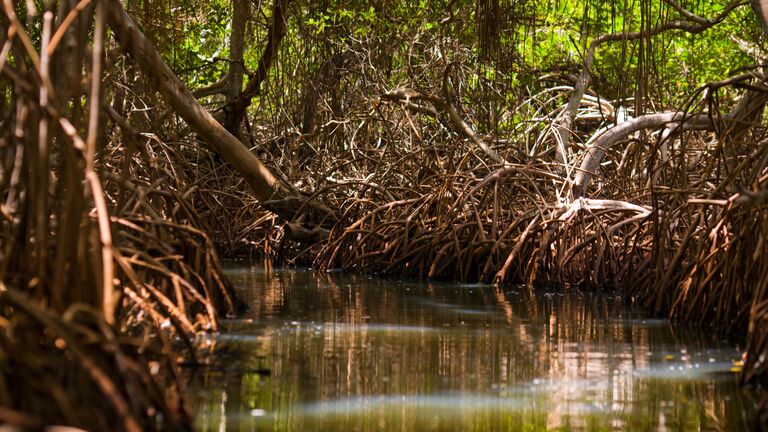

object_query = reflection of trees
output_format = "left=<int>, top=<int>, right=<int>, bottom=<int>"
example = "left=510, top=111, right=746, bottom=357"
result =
left=188, top=269, right=752, bottom=430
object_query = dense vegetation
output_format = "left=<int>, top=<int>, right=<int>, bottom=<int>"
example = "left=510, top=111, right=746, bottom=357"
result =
left=1, top=0, right=768, bottom=429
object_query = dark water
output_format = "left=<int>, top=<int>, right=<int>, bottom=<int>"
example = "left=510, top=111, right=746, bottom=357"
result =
left=185, top=266, right=761, bottom=431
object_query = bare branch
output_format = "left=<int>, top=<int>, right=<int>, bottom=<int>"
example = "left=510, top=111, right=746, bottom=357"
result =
left=557, top=1, right=743, bottom=168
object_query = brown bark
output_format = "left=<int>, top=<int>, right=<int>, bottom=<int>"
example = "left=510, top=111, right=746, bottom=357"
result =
left=572, top=84, right=767, bottom=198
left=300, top=51, right=350, bottom=135
left=224, top=0, right=289, bottom=133
left=106, top=0, right=285, bottom=201
left=227, top=0, right=249, bottom=103
left=284, top=222, right=329, bottom=243
left=381, top=85, right=506, bottom=165
left=750, top=0, right=768, bottom=36
left=105, top=0, right=336, bottom=231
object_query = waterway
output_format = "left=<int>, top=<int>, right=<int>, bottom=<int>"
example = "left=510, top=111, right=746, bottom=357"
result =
left=185, top=265, right=760, bottom=431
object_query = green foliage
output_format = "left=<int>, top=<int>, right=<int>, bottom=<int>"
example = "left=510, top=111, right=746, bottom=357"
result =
left=173, top=0, right=231, bottom=86
left=138, top=0, right=764, bottom=122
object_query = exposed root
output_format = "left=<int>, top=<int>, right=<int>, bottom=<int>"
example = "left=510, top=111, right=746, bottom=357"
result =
left=312, top=74, right=768, bottom=391
left=0, top=2, right=242, bottom=428
left=0, top=287, right=191, bottom=431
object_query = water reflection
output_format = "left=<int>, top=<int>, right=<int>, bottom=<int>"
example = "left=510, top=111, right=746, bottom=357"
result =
left=185, top=266, right=760, bottom=431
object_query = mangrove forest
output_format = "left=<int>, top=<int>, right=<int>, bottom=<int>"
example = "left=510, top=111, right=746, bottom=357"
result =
left=2, top=0, right=768, bottom=430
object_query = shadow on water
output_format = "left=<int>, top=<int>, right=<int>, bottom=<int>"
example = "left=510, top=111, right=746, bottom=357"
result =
left=184, top=265, right=762, bottom=431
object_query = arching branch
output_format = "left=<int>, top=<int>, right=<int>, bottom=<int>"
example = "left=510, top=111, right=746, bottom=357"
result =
left=572, top=75, right=768, bottom=198
left=555, top=0, right=742, bottom=166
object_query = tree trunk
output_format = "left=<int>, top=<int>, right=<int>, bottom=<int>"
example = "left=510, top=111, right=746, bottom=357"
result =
left=224, top=0, right=288, bottom=134
left=105, top=0, right=336, bottom=230
left=227, top=0, right=248, bottom=103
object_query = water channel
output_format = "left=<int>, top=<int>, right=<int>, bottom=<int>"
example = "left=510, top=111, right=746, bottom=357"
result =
left=185, top=265, right=761, bottom=431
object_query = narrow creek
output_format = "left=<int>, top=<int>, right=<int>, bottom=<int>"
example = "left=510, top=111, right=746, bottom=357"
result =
left=184, top=265, right=761, bottom=431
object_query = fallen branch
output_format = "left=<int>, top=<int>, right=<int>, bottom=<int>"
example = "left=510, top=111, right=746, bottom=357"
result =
left=105, top=0, right=337, bottom=227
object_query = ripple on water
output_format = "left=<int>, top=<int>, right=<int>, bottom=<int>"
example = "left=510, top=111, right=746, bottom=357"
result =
left=632, top=361, right=741, bottom=380
left=294, top=394, right=530, bottom=418
left=187, top=267, right=761, bottom=431
left=416, top=299, right=501, bottom=316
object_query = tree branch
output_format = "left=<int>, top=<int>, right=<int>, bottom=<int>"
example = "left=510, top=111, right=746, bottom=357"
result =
left=556, top=1, right=742, bottom=167
left=105, top=0, right=337, bottom=227
left=572, top=76, right=767, bottom=198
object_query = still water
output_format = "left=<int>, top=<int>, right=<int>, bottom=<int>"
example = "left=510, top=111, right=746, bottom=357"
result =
left=185, top=266, right=760, bottom=431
